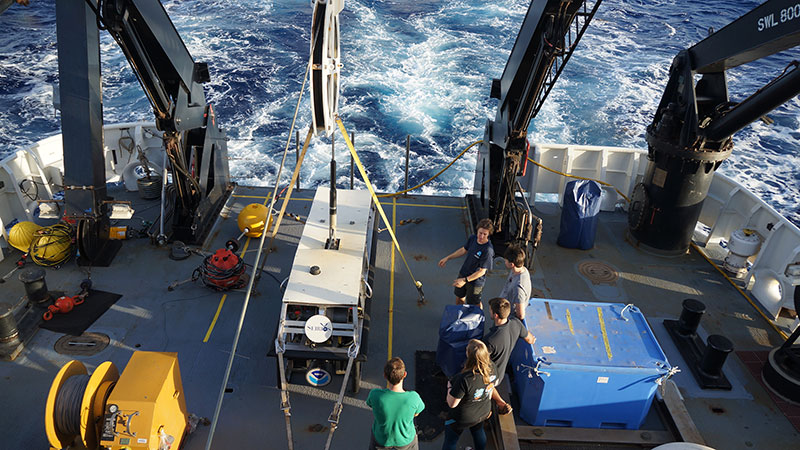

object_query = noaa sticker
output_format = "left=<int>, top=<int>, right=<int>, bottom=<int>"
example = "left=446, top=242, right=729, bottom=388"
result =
left=306, top=368, right=331, bottom=387
left=305, top=314, right=333, bottom=343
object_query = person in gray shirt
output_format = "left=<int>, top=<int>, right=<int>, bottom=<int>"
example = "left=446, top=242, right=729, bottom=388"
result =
left=498, top=245, right=531, bottom=319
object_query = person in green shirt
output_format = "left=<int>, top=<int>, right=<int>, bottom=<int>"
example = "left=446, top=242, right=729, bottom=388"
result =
left=367, top=357, right=425, bottom=449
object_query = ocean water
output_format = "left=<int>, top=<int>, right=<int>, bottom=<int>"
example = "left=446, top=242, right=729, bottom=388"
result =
left=1, top=0, right=798, bottom=224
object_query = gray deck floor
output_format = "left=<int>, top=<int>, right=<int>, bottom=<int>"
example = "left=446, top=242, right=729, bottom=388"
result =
left=0, top=185, right=797, bottom=450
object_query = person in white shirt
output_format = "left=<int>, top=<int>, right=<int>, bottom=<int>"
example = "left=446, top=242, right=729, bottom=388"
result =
left=498, top=244, right=531, bottom=320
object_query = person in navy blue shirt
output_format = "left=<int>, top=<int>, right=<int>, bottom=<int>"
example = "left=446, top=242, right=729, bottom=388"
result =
left=439, top=218, right=494, bottom=308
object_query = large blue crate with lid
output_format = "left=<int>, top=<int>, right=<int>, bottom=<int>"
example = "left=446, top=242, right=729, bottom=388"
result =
left=509, top=298, right=671, bottom=429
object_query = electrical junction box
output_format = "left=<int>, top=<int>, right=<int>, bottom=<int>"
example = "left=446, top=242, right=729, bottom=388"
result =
left=509, top=298, right=671, bottom=429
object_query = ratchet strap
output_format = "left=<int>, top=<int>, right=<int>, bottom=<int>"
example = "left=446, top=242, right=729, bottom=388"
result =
left=335, top=117, right=425, bottom=304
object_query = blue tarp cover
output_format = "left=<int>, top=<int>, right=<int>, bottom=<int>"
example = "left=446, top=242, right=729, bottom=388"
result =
left=557, top=179, right=602, bottom=250
left=435, top=304, right=484, bottom=378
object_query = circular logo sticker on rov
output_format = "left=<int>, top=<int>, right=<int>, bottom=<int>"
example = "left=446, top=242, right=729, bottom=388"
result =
left=305, top=314, right=333, bottom=343
left=305, top=367, right=331, bottom=387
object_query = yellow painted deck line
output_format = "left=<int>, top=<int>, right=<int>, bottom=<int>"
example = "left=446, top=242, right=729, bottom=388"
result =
left=232, top=194, right=312, bottom=201
left=388, top=197, right=396, bottom=360
left=393, top=202, right=466, bottom=209
left=597, top=307, right=613, bottom=360
left=239, top=237, right=251, bottom=256
left=204, top=193, right=271, bottom=343
left=204, top=294, right=228, bottom=343
left=234, top=194, right=460, bottom=209
left=232, top=194, right=271, bottom=199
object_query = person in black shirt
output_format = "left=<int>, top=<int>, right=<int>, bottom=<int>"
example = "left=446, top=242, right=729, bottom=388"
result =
left=443, top=339, right=497, bottom=450
left=483, top=297, right=536, bottom=413
left=439, top=218, right=495, bottom=308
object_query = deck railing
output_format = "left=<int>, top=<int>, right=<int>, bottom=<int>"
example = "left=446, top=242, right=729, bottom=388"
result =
left=523, top=142, right=800, bottom=321
left=2, top=130, right=799, bottom=322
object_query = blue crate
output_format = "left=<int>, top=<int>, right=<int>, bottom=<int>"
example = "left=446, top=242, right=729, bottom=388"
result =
left=509, top=299, right=671, bottom=429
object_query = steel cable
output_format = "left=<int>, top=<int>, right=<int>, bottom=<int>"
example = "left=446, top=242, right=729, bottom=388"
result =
left=54, top=374, right=90, bottom=437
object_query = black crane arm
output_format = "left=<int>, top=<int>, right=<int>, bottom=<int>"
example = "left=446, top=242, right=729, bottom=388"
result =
left=474, top=0, right=602, bottom=259
left=630, top=0, right=800, bottom=255
left=489, top=0, right=602, bottom=145
left=649, top=0, right=800, bottom=155
left=100, top=0, right=210, bottom=133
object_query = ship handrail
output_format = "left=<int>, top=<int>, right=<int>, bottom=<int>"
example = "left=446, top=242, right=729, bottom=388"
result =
left=3, top=131, right=799, bottom=325
left=520, top=142, right=800, bottom=325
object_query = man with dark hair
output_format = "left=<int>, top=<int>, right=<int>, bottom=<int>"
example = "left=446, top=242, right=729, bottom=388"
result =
left=483, top=297, right=536, bottom=413
left=439, top=218, right=495, bottom=308
left=367, top=357, right=425, bottom=450
left=500, top=244, right=531, bottom=319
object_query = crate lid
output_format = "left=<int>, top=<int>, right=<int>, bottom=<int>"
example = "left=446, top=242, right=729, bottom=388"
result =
left=525, top=298, right=669, bottom=369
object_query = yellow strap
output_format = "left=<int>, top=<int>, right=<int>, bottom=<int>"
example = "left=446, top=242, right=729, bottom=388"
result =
left=336, top=117, right=422, bottom=289
left=377, top=140, right=482, bottom=198
left=527, top=156, right=630, bottom=202
left=271, top=127, right=314, bottom=238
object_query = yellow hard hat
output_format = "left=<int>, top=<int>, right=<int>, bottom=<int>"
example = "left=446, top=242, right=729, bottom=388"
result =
left=8, top=221, right=43, bottom=252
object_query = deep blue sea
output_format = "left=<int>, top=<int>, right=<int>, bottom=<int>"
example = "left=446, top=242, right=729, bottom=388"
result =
left=1, top=0, right=798, bottom=223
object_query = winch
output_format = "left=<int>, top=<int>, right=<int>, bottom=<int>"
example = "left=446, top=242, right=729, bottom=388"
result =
left=45, top=351, right=189, bottom=450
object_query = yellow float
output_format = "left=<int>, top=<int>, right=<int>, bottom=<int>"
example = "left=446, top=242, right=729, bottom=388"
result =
left=237, top=203, right=273, bottom=237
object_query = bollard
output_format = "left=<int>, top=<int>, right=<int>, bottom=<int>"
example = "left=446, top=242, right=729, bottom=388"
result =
left=19, top=267, right=49, bottom=304
left=678, top=298, right=706, bottom=336
left=699, top=334, right=734, bottom=378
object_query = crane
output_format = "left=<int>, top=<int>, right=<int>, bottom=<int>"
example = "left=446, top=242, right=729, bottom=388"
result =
left=472, top=0, right=604, bottom=262
left=54, top=0, right=232, bottom=264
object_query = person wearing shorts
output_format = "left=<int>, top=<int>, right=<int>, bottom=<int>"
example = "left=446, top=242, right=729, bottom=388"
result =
left=438, top=218, right=494, bottom=307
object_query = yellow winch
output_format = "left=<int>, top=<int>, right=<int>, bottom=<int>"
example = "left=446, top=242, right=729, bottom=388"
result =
left=45, top=351, right=188, bottom=450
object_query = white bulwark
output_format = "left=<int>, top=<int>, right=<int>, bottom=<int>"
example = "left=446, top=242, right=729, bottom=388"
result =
left=282, top=187, right=374, bottom=307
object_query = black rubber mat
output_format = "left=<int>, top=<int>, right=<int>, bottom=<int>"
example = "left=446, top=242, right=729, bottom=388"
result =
left=40, top=289, right=122, bottom=335
left=415, top=350, right=448, bottom=441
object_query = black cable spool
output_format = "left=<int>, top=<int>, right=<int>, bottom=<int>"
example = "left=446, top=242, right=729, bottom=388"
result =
left=137, top=175, right=162, bottom=200
left=54, top=374, right=90, bottom=437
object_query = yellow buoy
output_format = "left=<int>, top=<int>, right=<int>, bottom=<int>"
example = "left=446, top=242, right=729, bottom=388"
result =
left=237, top=203, right=273, bottom=237
left=8, top=221, right=42, bottom=252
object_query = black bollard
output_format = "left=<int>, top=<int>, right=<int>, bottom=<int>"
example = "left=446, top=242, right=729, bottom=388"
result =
left=699, top=334, right=734, bottom=378
left=19, top=267, right=49, bottom=304
left=678, top=299, right=706, bottom=336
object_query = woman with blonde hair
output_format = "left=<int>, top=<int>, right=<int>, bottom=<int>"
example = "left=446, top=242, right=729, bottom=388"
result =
left=442, top=339, right=497, bottom=450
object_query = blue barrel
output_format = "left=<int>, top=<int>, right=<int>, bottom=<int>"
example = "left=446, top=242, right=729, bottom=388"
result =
left=557, top=179, right=602, bottom=250
left=436, top=305, right=485, bottom=377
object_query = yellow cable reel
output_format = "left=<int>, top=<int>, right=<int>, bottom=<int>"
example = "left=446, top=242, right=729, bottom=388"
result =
left=45, top=360, right=120, bottom=450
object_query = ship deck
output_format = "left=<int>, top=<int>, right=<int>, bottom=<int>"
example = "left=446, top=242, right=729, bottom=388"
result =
left=1, top=184, right=798, bottom=450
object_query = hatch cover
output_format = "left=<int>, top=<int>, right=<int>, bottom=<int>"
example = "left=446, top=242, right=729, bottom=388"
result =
left=54, top=332, right=110, bottom=356
left=577, top=260, right=619, bottom=285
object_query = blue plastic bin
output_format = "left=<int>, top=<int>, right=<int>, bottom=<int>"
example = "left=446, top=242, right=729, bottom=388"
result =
left=557, top=179, right=602, bottom=249
left=509, top=299, right=671, bottom=429
left=436, top=304, right=485, bottom=377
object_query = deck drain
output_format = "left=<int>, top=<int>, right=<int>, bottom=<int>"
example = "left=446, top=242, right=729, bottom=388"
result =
left=577, top=260, right=619, bottom=285
left=54, top=332, right=110, bottom=356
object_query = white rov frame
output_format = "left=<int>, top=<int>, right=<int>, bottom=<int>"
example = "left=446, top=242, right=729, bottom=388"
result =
left=275, top=187, right=376, bottom=362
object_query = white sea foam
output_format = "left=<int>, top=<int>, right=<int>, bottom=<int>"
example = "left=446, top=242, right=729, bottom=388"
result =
left=0, top=0, right=798, bottom=223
